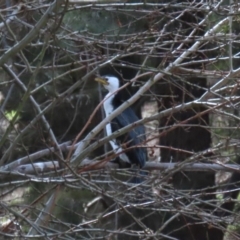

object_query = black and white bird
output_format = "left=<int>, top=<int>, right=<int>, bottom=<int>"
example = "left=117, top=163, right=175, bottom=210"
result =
left=95, top=75, right=147, bottom=174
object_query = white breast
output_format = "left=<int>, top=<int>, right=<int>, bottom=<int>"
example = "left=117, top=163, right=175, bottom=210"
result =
left=103, top=93, right=130, bottom=163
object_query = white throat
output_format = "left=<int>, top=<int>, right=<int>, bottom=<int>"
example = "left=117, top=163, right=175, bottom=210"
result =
left=103, top=91, right=130, bottom=163
left=103, top=92, right=115, bottom=116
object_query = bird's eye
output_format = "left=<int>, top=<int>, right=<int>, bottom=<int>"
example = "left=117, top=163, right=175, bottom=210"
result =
left=104, top=78, right=109, bottom=85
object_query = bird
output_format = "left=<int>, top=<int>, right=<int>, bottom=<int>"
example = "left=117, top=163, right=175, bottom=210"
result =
left=95, top=75, right=147, bottom=182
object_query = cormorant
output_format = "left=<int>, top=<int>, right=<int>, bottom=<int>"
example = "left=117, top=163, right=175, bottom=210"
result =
left=95, top=75, right=147, bottom=174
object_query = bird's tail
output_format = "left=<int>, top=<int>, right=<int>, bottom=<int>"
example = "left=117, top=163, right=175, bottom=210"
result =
left=129, top=169, right=148, bottom=184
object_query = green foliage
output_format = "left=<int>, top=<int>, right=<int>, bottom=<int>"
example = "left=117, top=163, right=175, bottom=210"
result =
left=5, top=110, right=19, bottom=121
left=63, top=7, right=149, bottom=37
left=64, top=10, right=117, bottom=34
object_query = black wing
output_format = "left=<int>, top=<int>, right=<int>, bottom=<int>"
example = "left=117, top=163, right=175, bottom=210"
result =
left=111, top=107, right=147, bottom=168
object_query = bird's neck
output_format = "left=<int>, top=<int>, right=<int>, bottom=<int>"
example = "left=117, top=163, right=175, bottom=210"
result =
left=103, top=92, right=115, bottom=116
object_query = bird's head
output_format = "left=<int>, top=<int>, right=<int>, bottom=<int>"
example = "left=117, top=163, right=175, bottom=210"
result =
left=95, top=75, right=120, bottom=93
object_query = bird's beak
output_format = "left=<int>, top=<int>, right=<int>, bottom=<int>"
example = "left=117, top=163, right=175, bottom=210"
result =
left=95, top=77, right=109, bottom=85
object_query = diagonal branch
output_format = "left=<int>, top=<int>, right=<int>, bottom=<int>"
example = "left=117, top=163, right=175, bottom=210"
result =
left=0, top=1, right=63, bottom=67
